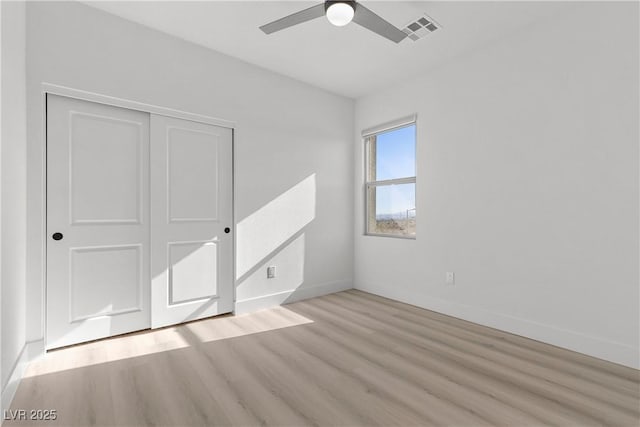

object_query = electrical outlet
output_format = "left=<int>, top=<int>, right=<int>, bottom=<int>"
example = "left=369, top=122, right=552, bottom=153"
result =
left=267, top=266, right=276, bottom=279
left=445, top=272, right=455, bottom=285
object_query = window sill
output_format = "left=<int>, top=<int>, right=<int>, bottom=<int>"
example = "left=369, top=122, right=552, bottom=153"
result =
left=364, top=233, right=416, bottom=240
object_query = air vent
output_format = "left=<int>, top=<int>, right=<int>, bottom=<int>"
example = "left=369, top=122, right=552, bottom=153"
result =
left=402, top=14, right=441, bottom=42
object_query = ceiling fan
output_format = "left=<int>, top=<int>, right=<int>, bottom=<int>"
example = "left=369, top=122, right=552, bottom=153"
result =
left=259, top=1, right=407, bottom=44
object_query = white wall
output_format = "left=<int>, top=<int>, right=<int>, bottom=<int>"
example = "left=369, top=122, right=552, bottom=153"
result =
left=1, top=0, right=28, bottom=412
left=354, top=2, right=639, bottom=368
left=26, top=2, right=353, bottom=342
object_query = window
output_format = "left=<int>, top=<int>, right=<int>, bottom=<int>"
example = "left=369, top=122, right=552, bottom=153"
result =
left=364, top=117, right=416, bottom=238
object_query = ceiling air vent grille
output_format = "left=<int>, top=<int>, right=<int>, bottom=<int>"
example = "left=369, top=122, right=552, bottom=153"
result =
left=402, top=14, right=441, bottom=41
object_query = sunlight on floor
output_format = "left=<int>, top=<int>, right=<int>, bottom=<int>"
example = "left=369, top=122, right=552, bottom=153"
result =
left=24, top=306, right=313, bottom=378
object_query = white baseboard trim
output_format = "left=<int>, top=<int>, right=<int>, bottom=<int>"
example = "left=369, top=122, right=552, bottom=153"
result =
left=356, top=282, right=639, bottom=370
left=236, top=280, right=353, bottom=315
left=25, top=339, right=44, bottom=362
left=1, top=340, right=40, bottom=420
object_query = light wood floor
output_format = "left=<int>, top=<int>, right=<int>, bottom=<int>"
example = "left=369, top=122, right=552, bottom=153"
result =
left=8, top=290, right=640, bottom=426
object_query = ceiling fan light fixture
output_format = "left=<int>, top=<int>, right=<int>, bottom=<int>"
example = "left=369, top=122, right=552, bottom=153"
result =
left=326, top=2, right=355, bottom=27
left=260, top=1, right=408, bottom=44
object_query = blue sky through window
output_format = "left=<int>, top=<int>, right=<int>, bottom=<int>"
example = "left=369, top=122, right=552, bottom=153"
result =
left=373, top=124, right=416, bottom=217
left=375, top=124, right=415, bottom=181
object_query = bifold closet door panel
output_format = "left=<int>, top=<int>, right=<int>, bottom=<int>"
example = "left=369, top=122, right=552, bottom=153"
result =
left=150, top=115, right=234, bottom=329
left=46, top=94, right=151, bottom=349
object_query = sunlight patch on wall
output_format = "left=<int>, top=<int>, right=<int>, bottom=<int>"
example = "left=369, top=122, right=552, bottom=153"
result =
left=236, top=174, right=316, bottom=279
left=236, top=233, right=305, bottom=302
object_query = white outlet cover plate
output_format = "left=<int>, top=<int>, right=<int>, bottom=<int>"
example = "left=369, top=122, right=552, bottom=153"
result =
left=446, top=272, right=455, bottom=284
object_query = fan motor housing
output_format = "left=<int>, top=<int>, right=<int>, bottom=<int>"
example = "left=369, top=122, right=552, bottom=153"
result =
left=324, top=1, right=356, bottom=12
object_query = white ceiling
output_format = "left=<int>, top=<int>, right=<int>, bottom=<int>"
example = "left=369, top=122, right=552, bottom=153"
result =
left=85, top=1, right=575, bottom=98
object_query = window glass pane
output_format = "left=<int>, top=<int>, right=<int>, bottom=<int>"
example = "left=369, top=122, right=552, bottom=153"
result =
left=367, top=183, right=416, bottom=236
left=369, top=124, right=415, bottom=181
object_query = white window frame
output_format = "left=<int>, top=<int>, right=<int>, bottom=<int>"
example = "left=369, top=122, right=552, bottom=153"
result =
left=363, top=115, right=417, bottom=239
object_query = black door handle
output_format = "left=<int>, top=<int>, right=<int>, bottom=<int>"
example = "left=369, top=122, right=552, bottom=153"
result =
left=52, top=232, right=63, bottom=241
left=224, top=227, right=231, bottom=234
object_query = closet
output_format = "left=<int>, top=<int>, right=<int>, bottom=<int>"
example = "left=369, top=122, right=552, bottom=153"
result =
left=46, top=94, right=233, bottom=349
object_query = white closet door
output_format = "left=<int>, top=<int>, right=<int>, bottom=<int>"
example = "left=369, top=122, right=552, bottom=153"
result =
left=150, top=115, right=234, bottom=328
left=46, top=95, right=151, bottom=349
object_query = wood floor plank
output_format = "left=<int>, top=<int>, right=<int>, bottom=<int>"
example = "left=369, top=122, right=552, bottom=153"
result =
left=348, top=290, right=640, bottom=383
left=341, top=290, right=640, bottom=396
left=7, top=290, right=640, bottom=426
left=312, top=294, right=640, bottom=425
left=274, top=304, right=546, bottom=426
left=325, top=292, right=640, bottom=412
left=177, top=325, right=312, bottom=426
left=264, top=317, right=484, bottom=426
left=289, top=297, right=602, bottom=426
left=296, top=295, right=638, bottom=425
left=247, top=317, right=427, bottom=426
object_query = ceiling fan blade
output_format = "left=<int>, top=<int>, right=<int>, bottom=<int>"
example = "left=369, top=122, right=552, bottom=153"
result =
left=352, top=3, right=407, bottom=43
left=260, top=3, right=326, bottom=34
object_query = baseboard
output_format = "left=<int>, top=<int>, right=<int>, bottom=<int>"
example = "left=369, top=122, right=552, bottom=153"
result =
left=1, top=340, right=40, bottom=421
left=236, top=280, right=353, bottom=314
left=355, top=282, right=639, bottom=370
